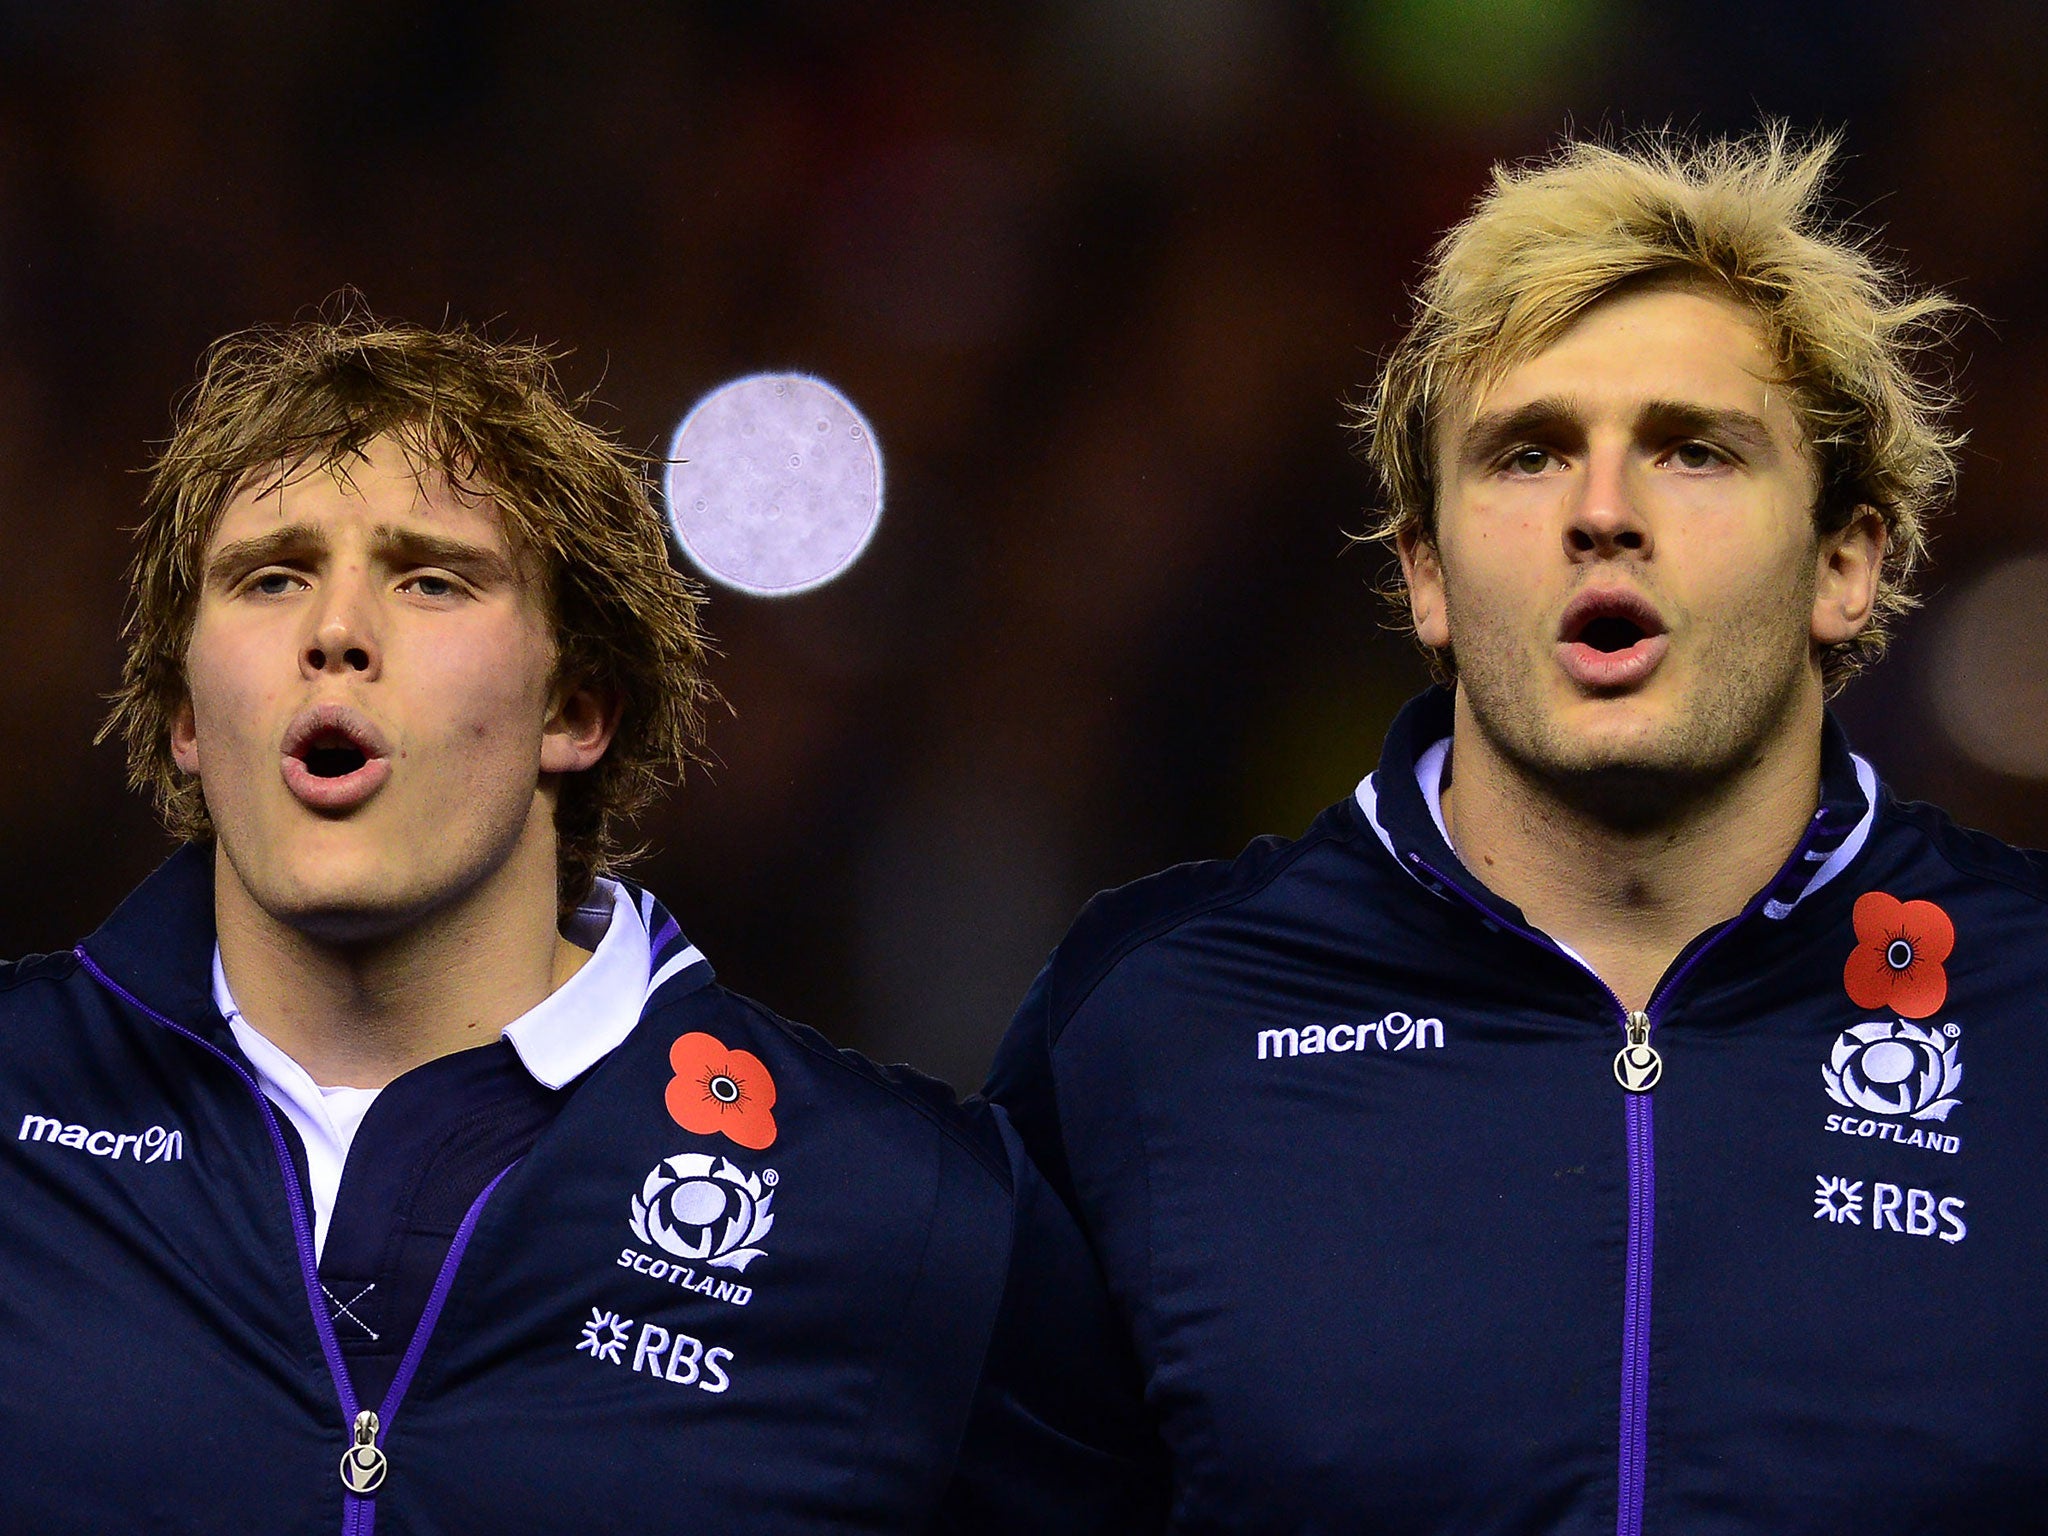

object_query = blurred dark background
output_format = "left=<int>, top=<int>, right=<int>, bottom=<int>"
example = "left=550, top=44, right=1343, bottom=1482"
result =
left=2, top=0, right=2040, bottom=1088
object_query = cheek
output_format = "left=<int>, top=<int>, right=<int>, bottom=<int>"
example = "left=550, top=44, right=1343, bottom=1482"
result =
left=439, top=680, right=524, bottom=749
left=429, top=639, right=554, bottom=752
left=181, top=631, right=270, bottom=753
left=1438, top=522, right=1547, bottom=631
left=1441, top=496, right=1547, bottom=574
left=1696, top=527, right=1816, bottom=621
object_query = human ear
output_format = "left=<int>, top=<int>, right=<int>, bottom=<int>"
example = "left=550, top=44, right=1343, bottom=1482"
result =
left=1811, top=507, right=1886, bottom=646
left=170, top=697, right=200, bottom=775
left=539, top=679, right=621, bottom=775
left=1398, top=524, right=1452, bottom=650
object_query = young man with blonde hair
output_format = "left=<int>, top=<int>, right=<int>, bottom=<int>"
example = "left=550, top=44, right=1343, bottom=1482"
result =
left=0, top=313, right=1160, bottom=1531
left=992, top=128, right=2048, bottom=1531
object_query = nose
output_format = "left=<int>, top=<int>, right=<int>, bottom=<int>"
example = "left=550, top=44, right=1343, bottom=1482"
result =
left=1564, top=447, right=1652, bottom=561
left=301, top=578, right=380, bottom=680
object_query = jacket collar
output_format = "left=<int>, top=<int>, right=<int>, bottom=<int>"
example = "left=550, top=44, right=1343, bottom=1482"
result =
left=79, top=842, right=716, bottom=1069
left=80, top=843, right=227, bottom=1043
left=1354, top=685, right=1878, bottom=929
left=501, top=879, right=715, bottom=1089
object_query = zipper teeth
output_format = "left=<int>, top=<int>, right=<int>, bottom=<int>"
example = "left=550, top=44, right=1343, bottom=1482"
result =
left=379, top=1162, right=517, bottom=1421
left=339, top=1164, right=517, bottom=1536
left=1618, top=1094, right=1654, bottom=1536
left=76, top=946, right=520, bottom=1535
left=1410, top=806, right=1829, bottom=1536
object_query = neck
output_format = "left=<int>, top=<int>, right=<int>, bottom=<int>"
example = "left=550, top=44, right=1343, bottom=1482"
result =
left=1436, top=686, right=1825, bottom=1013
left=213, top=839, right=593, bottom=1089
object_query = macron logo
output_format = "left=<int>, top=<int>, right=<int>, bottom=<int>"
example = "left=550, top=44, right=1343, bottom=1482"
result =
left=1256, top=1011, right=1444, bottom=1060
left=18, top=1113, right=184, bottom=1163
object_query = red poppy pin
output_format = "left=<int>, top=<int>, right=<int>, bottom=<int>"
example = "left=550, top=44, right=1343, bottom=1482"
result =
left=1842, top=891, right=1953, bottom=1020
left=665, top=1032, right=778, bottom=1150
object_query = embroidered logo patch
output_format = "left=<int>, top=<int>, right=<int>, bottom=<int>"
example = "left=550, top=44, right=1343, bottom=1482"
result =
left=665, top=1032, right=778, bottom=1149
left=1813, top=1175, right=1864, bottom=1224
left=1821, top=1019, right=1965, bottom=1156
left=630, top=1154, right=776, bottom=1272
left=1825, top=1020, right=1963, bottom=1122
left=1254, top=1011, right=1445, bottom=1060
left=575, top=1307, right=734, bottom=1393
left=577, top=1308, right=632, bottom=1363
left=16, top=1114, right=183, bottom=1163
left=1812, top=1174, right=1965, bottom=1243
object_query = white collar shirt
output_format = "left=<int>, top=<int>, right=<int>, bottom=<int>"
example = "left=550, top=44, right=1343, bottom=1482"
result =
left=214, top=877, right=652, bottom=1258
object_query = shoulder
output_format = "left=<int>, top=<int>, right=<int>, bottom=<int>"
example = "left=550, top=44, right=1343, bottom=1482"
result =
left=654, top=980, right=1013, bottom=1194
left=1881, top=790, right=2048, bottom=909
left=0, top=951, right=98, bottom=1047
left=1037, top=797, right=1378, bottom=1039
left=0, top=951, right=83, bottom=1000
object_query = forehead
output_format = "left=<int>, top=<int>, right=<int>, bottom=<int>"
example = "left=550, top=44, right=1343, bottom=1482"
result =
left=207, top=433, right=514, bottom=553
left=1446, top=283, right=1798, bottom=444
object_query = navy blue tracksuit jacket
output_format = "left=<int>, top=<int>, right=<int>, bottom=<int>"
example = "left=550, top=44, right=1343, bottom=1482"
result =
left=990, top=686, right=2048, bottom=1533
left=0, top=846, right=1163, bottom=1533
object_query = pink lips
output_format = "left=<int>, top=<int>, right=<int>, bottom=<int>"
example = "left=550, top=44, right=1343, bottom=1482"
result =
left=278, top=703, right=392, bottom=813
left=1555, top=586, right=1670, bottom=691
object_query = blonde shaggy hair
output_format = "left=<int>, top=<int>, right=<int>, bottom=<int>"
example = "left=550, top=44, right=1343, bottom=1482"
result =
left=101, top=307, right=714, bottom=908
left=1357, top=126, right=1963, bottom=686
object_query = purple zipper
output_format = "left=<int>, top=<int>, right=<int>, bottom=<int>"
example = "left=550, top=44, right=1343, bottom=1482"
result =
left=1617, top=1091, right=1653, bottom=1536
left=1409, top=806, right=1827, bottom=1536
left=341, top=1164, right=515, bottom=1536
left=76, top=947, right=517, bottom=1536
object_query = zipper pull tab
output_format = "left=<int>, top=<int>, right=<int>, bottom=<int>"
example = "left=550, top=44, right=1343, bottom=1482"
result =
left=1613, top=1010, right=1663, bottom=1093
left=339, top=1408, right=388, bottom=1495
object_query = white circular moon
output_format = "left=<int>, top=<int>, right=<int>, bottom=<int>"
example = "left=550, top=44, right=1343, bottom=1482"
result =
left=664, top=373, right=884, bottom=596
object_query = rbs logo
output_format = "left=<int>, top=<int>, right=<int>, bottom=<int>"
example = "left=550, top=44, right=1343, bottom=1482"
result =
left=1813, top=1174, right=1965, bottom=1244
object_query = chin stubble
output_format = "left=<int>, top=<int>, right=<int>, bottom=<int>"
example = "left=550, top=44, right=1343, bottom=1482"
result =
left=1462, top=629, right=1814, bottom=833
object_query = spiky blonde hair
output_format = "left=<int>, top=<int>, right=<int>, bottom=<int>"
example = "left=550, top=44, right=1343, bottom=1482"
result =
left=1357, top=126, right=1963, bottom=685
left=102, top=304, right=713, bottom=908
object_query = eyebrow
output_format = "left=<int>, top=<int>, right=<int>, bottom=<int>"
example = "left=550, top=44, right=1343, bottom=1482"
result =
left=204, top=522, right=520, bottom=589
left=1456, top=395, right=1781, bottom=467
left=204, top=525, right=325, bottom=589
left=1457, top=399, right=1584, bottom=469
left=1637, top=399, right=1779, bottom=457
left=377, top=527, right=520, bottom=585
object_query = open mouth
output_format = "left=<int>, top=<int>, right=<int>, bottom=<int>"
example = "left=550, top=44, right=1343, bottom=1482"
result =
left=1560, top=587, right=1666, bottom=649
left=300, top=733, right=370, bottom=779
left=1557, top=587, right=1670, bottom=689
left=280, top=705, right=392, bottom=809
left=1577, top=613, right=1650, bottom=653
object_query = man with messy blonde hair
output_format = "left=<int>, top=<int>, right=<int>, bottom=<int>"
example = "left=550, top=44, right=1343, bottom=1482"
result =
left=992, top=126, right=2048, bottom=1532
left=0, top=309, right=1162, bottom=1530
left=1363, top=126, right=1959, bottom=683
